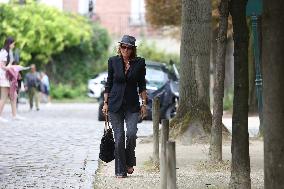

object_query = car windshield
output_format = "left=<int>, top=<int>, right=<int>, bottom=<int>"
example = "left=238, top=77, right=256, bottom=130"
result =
left=146, top=66, right=169, bottom=90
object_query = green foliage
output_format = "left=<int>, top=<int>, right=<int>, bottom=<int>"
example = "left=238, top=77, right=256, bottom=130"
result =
left=50, top=83, right=86, bottom=99
left=0, top=3, right=93, bottom=64
left=223, top=89, right=233, bottom=111
left=137, top=40, right=179, bottom=64
left=51, top=23, right=110, bottom=85
left=0, top=3, right=111, bottom=99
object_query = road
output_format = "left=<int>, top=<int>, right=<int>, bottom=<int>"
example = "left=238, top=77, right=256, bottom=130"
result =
left=0, top=103, right=153, bottom=189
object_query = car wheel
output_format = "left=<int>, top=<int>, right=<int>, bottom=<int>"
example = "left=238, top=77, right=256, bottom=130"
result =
left=98, top=103, right=105, bottom=121
left=165, top=104, right=176, bottom=120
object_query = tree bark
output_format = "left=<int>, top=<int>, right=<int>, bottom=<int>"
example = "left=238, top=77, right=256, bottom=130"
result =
left=263, top=1, right=284, bottom=188
left=229, top=0, right=251, bottom=188
left=171, top=0, right=212, bottom=142
left=209, top=0, right=229, bottom=162
left=248, top=26, right=258, bottom=114
left=224, top=37, right=234, bottom=93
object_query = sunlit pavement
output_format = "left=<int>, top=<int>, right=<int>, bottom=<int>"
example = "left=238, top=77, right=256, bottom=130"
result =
left=0, top=103, right=153, bottom=189
left=0, top=102, right=259, bottom=188
left=223, top=116, right=260, bottom=137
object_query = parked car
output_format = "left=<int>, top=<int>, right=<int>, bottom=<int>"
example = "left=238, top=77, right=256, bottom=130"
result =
left=97, top=61, right=179, bottom=121
left=87, top=72, right=108, bottom=99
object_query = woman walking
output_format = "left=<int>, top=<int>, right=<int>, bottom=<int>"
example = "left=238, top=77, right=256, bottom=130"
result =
left=0, top=37, right=24, bottom=122
left=102, top=35, right=147, bottom=178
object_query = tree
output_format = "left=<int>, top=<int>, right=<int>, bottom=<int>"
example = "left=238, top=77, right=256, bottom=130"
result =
left=229, top=0, right=251, bottom=188
left=0, top=3, right=110, bottom=85
left=145, top=0, right=181, bottom=27
left=170, top=0, right=212, bottom=141
left=209, top=0, right=229, bottom=162
left=263, top=0, right=284, bottom=188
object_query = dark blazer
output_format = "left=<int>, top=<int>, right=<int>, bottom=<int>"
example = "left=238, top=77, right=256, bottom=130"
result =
left=105, top=55, right=146, bottom=113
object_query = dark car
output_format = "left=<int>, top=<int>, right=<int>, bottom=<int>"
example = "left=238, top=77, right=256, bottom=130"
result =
left=98, top=61, right=179, bottom=121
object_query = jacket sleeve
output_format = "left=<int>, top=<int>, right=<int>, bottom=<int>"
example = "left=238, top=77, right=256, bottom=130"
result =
left=104, top=58, right=113, bottom=93
left=138, top=58, right=146, bottom=93
left=24, top=74, right=28, bottom=87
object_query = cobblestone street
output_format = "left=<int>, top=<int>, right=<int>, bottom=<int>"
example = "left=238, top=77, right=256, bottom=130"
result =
left=0, top=103, right=153, bottom=189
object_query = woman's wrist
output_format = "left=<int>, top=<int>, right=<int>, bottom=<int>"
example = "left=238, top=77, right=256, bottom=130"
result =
left=141, top=99, right=147, bottom=107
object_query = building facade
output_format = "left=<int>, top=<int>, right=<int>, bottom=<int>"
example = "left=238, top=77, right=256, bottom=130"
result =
left=39, top=0, right=90, bottom=15
left=0, top=0, right=91, bottom=15
left=94, top=0, right=153, bottom=37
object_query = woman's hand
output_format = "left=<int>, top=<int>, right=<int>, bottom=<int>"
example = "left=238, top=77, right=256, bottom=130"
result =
left=102, top=103, right=108, bottom=116
left=0, top=64, right=7, bottom=71
left=140, top=105, right=147, bottom=119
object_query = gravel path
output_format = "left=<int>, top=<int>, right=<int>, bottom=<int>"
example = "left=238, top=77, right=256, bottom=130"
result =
left=0, top=102, right=263, bottom=189
left=94, top=139, right=264, bottom=189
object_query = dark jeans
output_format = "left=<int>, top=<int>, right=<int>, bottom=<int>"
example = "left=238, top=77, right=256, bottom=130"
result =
left=109, top=109, right=139, bottom=176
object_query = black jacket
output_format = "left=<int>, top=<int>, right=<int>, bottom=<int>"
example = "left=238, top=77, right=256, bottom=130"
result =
left=105, top=55, right=146, bottom=113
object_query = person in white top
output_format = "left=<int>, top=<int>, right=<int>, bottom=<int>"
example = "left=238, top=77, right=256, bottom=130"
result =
left=0, top=37, right=25, bottom=122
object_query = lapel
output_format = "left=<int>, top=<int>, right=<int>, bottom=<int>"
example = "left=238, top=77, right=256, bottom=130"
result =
left=116, top=56, right=125, bottom=80
left=127, top=58, right=137, bottom=79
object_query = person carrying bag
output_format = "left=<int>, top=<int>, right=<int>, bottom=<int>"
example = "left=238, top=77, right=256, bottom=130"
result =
left=99, top=114, right=115, bottom=163
left=102, top=35, right=147, bottom=178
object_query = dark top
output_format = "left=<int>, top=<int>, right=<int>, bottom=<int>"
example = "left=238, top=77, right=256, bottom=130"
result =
left=24, top=72, right=41, bottom=89
left=105, top=55, right=146, bottom=113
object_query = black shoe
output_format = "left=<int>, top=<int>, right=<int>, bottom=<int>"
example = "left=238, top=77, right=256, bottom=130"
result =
left=115, top=173, right=127, bottom=178
left=36, top=108, right=40, bottom=111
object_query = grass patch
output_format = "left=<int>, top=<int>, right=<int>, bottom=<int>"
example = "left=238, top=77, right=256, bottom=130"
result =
left=143, top=157, right=160, bottom=172
left=52, top=96, right=96, bottom=103
left=195, top=160, right=231, bottom=172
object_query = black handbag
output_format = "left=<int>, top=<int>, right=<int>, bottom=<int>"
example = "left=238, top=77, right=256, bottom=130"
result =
left=99, top=114, right=115, bottom=163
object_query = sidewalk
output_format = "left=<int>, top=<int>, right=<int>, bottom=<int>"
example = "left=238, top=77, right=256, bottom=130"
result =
left=94, top=138, right=264, bottom=189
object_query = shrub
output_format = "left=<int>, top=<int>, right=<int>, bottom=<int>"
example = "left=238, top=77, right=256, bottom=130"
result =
left=0, top=3, right=111, bottom=92
left=223, top=89, right=233, bottom=111
left=137, top=40, right=180, bottom=64
left=50, top=83, right=86, bottom=99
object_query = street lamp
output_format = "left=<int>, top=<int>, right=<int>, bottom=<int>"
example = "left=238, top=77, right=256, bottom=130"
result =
left=246, top=0, right=263, bottom=135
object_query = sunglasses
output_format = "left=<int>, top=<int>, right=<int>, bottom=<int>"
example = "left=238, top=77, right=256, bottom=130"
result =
left=120, top=45, right=133, bottom=50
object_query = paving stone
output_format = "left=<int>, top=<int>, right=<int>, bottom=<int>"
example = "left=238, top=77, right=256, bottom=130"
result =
left=0, top=103, right=153, bottom=189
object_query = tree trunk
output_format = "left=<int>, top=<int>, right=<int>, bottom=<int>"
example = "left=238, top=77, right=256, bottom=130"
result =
left=263, top=1, right=284, bottom=188
left=224, top=37, right=234, bottom=93
left=248, top=26, right=258, bottom=114
left=209, top=0, right=229, bottom=162
left=171, top=0, right=212, bottom=143
left=229, top=0, right=251, bottom=188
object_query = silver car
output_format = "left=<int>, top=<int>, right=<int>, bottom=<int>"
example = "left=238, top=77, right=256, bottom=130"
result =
left=87, top=72, right=108, bottom=99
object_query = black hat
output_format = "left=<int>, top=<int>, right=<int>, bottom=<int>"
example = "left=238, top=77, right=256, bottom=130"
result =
left=118, top=35, right=136, bottom=47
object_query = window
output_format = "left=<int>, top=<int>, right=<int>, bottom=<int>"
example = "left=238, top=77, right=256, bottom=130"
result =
left=130, top=0, right=146, bottom=26
left=146, top=66, right=169, bottom=90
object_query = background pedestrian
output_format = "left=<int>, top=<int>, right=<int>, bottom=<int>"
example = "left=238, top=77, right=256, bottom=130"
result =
left=0, top=37, right=25, bottom=122
left=24, top=64, right=41, bottom=111
left=40, top=71, right=51, bottom=105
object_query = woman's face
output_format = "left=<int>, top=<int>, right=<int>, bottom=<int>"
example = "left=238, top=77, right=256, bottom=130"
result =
left=120, top=44, right=133, bottom=59
left=9, top=42, right=15, bottom=49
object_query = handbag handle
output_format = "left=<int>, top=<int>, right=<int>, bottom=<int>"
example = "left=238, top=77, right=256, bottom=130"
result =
left=104, top=113, right=110, bottom=130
